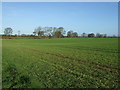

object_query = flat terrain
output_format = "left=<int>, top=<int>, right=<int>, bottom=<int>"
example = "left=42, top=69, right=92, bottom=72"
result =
left=2, top=38, right=119, bottom=88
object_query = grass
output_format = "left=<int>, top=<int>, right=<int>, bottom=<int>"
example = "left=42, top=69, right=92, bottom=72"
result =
left=2, top=38, right=119, bottom=88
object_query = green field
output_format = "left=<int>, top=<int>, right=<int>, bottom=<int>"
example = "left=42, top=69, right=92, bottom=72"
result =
left=2, top=38, right=119, bottom=88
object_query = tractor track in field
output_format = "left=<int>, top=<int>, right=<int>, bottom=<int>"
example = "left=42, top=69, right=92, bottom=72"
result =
left=45, top=52, right=119, bottom=71
left=24, top=53, right=118, bottom=87
left=21, top=47, right=119, bottom=72
left=57, top=46, right=119, bottom=53
left=7, top=47, right=118, bottom=86
left=26, top=56, right=106, bottom=84
left=44, top=52, right=120, bottom=70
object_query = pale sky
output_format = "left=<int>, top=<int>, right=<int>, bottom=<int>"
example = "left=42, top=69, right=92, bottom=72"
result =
left=2, top=2, right=118, bottom=36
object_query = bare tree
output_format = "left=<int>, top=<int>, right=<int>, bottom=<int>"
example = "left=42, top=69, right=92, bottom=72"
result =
left=72, top=32, right=78, bottom=37
left=46, top=27, right=53, bottom=36
left=53, top=27, right=65, bottom=38
left=96, top=33, right=101, bottom=38
left=96, top=33, right=107, bottom=38
left=81, top=32, right=87, bottom=37
left=4, top=27, right=13, bottom=35
left=67, top=30, right=73, bottom=37
left=38, top=31, right=44, bottom=36
left=67, top=30, right=78, bottom=37
left=34, top=26, right=44, bottom=36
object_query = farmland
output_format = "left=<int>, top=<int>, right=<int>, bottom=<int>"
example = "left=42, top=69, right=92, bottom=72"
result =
left=2, top=38, right=119, bottom=88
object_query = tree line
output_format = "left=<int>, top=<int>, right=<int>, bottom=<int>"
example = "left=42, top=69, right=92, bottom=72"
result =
left=1, top=27, right=118, bottom=38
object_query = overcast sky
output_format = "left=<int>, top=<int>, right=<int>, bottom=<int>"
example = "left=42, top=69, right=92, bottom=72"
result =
left=2, top=2, right=118, bottom=36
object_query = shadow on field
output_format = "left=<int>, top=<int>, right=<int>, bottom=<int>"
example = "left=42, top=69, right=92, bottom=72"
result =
left=2, top=64, right=31, bottom=88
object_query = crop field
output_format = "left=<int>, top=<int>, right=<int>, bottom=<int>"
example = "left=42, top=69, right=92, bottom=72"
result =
left=2, top=38, right=119, bottom=88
